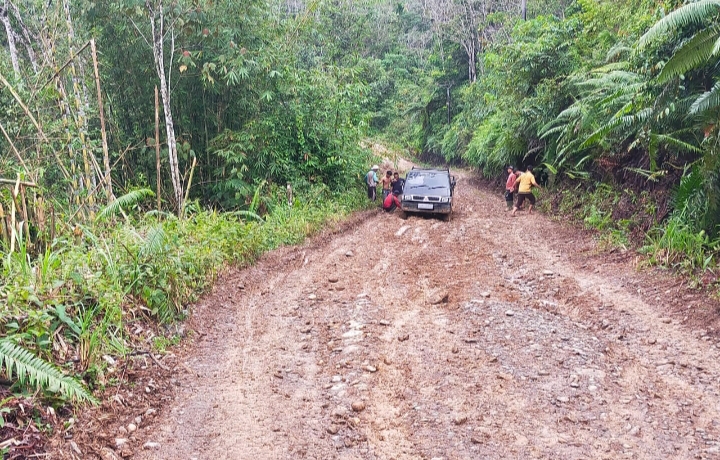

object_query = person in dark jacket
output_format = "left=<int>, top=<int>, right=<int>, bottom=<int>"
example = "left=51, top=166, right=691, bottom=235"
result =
left=391, top=172, right=405, bottom=195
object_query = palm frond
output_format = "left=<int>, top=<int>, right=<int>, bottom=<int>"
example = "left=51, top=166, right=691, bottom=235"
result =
left=658, top=27, right=720, bottom=82
left=229, top=210, right=264, bottom=222
left=0, top=339, right=97, bottom=404
left=144, top=210, right=177, bottom=220
left=579, top=107, right=651, bottom=150
left=651, top=133, right=703, bottom=154
left=554, top=105, right=583, bottom=120
left=581, top=70, right=642, bottom=86
left=623, top=167, right=667, bottom=182
left=638, top=0, right=720, bottom=49
left=672, top=164, right=706, bottom=227
left=606, top=44, right=632, bottom=63
left=249, top=180, right=267, bottom=214
left=539, top=124, right=568, bottom=140
left=97, top=189, right=155, bottom=221
left=555, top=137, right=586, bottom=167
left=139, top=226, right=166, bottom=259
left=690, top=80, right=720, bottom=114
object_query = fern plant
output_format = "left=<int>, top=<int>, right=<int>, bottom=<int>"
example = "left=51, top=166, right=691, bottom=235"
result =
left=539, top=64, right=698, bottom=176
left=0, top=339, right=97, bottom=404
left=636, top=0, right=720, bottom=237
left=639, top=1, right=720, bottom=116
left=96, top=189, right=155, bottom=221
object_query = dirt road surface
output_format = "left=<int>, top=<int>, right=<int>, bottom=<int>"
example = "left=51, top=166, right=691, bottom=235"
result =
left=136, top=172, right=720, bottom=459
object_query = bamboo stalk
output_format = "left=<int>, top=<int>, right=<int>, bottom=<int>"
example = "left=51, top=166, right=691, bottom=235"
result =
left=0, top=178, right=37, bottom=187
left=0, top=202, right=8, bottom=246
left=62, top=0, right=94, bottom=215
left=53, top=76, right=78, bottom=197
left=0, top=119, right=30, bottom=176
left=50, top=203, right=55, bottom=243
left=9, top=176, right=18, bottom=253
left=180, top=156, right=197, bottom=219
left=34, top=40, right=91, bottom=95
left=155, top=85, right=161, bottom=211
left=90, top=38, right=113, bottom=201
left=35, top=193, right=45, bottom=246
left=19, top=184, right=30, bottom=247
left=63, top=170, right=108, bottom=224
left=0, top=71, right=71, bottom=180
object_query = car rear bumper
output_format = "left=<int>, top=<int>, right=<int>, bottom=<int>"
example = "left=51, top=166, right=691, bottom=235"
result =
left=400, top=201, right=452, bottom=214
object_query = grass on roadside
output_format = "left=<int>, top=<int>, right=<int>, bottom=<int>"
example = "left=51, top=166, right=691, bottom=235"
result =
left=0, top=184, right=373, bottom=406
left=538, top=181, right=719, bottom=276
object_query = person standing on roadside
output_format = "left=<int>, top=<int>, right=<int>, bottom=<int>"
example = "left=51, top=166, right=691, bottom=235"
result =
left=366, top=165, right=379, bottom=201
left=511, top=166, right=541, bottom=216
left=504, top=165, right=516, bottom=211
left=380, top=170, right=393, bottom=200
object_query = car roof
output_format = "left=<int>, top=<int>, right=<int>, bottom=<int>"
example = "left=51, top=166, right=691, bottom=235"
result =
left=408, top=168, right=449, bottom=174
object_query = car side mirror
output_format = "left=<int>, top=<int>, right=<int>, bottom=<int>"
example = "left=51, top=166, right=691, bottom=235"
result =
left=451, top=176, right=457, bottom=188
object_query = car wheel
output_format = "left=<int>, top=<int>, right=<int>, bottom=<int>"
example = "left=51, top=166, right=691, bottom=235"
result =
left=399, top=211, right=409, bottom=220
left=442, top=213, right=451, bottom=222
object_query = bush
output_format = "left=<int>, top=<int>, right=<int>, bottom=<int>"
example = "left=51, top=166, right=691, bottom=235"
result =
left=0, top=185, right=371, bottom=402
left=641, top=218, right=718, bottom=271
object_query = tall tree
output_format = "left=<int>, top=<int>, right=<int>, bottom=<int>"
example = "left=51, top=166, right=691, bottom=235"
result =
left=1, top=0, right=20, bottom=76
left=146, top=0, right=183, bottom=214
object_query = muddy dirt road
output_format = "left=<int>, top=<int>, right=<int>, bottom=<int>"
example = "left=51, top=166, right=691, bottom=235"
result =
left=137, top=173, right=720, bottom=459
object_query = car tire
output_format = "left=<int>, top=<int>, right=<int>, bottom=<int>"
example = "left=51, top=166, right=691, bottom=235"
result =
left=442, top=213, right=451, bottom=222
left=399, top=211, right=409, bottom=220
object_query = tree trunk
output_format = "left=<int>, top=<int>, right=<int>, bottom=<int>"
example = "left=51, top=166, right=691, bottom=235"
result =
left=7, top=0, right=38, bottom=72
left=444, top=84, right=451, bottom=124
left=1, top=0, right=20, bottom=77
left=148, top=0, right=183, bottom=216
left=155, top=85, right=161, bottom=211
left=63, top=0, right=95, bottom=214
left=521, top=0, right=527, bottom=20
left=460, top=38, right=477, bottom=83
left=90, top=39, right=113, bottom=201
left=467, top=37, right=476, bottom=82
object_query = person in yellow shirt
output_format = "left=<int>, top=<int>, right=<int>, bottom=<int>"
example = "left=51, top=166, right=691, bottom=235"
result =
left=511, top=166, right=541, bottom=216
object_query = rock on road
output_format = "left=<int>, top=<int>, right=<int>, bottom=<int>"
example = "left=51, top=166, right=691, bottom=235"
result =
left=139, top=172, right=720, bottom=460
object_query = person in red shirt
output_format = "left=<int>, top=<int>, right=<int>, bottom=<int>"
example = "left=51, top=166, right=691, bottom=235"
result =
left=505, top=166, right=517, bottom=210
left=383, top=190, right=402, bottom=212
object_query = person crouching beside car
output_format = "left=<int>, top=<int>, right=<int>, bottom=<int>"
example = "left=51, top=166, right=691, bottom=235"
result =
left=383, top=190, right=402, bottom=212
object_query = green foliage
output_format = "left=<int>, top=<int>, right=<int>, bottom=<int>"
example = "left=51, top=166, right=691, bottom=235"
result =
left=97, top=189, right=155, bottom=221
left=638, top=1, right=720, bottom=51
left=378, top=0, right=720, bottom=263
left=0, top=184, right=370, bottom=403
left=641, top=218, right=717, bottom=271
left=0, top=339, right=96, bottom=404
left=540, top=182, right=659, bottom=252
left=4, top=0, right=720, bottom=412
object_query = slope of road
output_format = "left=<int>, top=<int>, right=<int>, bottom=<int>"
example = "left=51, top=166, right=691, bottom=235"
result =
left=136, top=172, right=720, bottom=460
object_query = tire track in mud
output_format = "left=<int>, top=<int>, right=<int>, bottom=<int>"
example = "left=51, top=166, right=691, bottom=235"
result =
left=138, top=171, right=720, bottom=460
